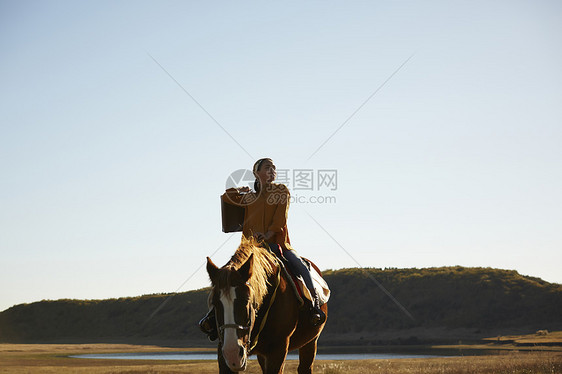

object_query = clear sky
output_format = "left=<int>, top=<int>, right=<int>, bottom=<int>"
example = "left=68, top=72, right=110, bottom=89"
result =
left=1, top=0, right=561, bottom=312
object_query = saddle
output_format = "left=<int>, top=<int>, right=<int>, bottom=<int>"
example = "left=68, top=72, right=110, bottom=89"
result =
left=270, top=246, right=330, bottom=308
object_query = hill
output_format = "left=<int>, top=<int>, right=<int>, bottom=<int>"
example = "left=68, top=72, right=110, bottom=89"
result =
left=1, top=266, right=560, bottom=345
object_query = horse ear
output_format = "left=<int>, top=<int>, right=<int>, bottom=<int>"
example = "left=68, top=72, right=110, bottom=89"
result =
left=206, top=257, right=219, bottom=283
left=238, top=253, right=253, bottom=282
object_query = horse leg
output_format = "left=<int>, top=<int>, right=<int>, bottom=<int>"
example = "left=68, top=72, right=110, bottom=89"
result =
left=257, top=354, right=266, bottom=372
left=297, top=338, right=318, bottom=374
left=263, top=344, right=289, bottom=374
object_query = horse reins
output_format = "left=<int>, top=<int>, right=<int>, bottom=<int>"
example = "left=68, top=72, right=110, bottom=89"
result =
left=248, top=263, right=281, bottom=351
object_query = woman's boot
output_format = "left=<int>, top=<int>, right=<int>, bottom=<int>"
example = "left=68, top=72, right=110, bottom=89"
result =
left=310, top=294, right=326, bottom=326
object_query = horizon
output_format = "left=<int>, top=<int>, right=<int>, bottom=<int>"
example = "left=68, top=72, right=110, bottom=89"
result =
left=2, top=264, right=559, bottom=313
left=1, top=0, right=561, bottom=312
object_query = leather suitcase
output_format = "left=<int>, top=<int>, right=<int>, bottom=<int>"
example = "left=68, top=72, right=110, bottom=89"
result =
left=221, top=198, right=245, bottom=233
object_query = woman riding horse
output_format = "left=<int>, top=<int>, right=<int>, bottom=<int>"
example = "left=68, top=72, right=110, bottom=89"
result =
left=200, top=158, right=326, bottom=340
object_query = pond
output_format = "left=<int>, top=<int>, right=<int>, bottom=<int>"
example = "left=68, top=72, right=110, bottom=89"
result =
left=71, top=352, right=445, bottom=361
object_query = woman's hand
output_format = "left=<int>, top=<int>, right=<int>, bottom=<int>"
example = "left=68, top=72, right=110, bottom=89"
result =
left=254, top=232, right=265, bottom=241
left=264, top=231, right=274, bottom=241
left=255, top=231, right=275, bottom=242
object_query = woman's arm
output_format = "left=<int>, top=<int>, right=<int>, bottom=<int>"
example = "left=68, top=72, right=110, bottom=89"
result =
left=221, top=186, right=251, bottom=206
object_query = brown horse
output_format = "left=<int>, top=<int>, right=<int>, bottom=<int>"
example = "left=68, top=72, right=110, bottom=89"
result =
left=206, top=237, right=328, bottom=374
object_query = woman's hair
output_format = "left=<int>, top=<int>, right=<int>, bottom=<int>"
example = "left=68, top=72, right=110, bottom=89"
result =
left=253, top=158, right=273, bottom=193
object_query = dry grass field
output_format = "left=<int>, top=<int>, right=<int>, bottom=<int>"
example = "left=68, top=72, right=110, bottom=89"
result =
left=483, top=330, right=562, bottom=346
left=0, top=343, right=561, bottom=374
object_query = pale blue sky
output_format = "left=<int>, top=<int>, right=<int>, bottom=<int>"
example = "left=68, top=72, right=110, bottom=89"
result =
left=1, top=0, right=561, bottom=312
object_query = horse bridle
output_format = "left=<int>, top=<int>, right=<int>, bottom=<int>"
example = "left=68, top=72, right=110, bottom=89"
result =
left=216, top=308, right=256, bottom=351
left=219, top=323, right=251, bottom=334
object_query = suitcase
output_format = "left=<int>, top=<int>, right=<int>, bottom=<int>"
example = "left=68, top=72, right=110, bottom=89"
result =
left=221, top=198, right=245, bottom=233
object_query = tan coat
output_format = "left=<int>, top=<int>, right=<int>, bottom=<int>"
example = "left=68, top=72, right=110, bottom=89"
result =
left=221, top=183, right=292, bottom=250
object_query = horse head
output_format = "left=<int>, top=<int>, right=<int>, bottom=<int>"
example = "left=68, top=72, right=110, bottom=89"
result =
left=207, top=254, right=256, bottom=372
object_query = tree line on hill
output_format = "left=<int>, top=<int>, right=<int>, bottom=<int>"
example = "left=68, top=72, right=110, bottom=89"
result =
left=1, top=266, right=560, bottom=345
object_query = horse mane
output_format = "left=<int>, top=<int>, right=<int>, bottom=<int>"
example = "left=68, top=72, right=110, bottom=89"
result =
left=215, top=236, right=277, bottom=308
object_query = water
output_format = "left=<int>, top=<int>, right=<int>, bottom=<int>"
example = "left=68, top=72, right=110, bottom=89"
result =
left=71, top=352, right=442, bottom=361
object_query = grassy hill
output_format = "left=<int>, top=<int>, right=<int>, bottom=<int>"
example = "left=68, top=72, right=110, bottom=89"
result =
left=1, top=266, right=560, bottom=345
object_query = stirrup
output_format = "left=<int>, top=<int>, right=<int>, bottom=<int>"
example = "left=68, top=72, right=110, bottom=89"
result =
left=310, top=305, right=326, bottom=327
